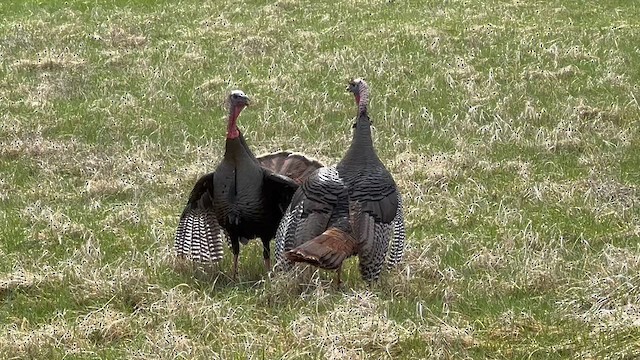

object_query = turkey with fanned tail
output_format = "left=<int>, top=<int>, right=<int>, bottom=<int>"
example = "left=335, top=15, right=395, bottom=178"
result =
left=274, top=78, right=406, bottom=282
left=174, top=90, right=322, bottom=280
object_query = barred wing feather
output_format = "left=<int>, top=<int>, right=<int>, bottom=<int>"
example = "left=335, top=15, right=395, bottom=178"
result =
left=174, top=173, right=225, bottom=263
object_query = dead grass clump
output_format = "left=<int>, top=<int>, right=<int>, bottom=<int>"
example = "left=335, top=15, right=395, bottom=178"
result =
left=100, top=203, right=142, bottom=229
left=572, top=294, right=640, bottom=335
left=501, top=232, right=567, bottom=293
left=526, top=174, right=639, bottom=221
left=601, top=71, right=630, bottom=88
left=78, top=306, right=134, bottom=345
left=515, top=254, right=564, bottom=294
left=0, top=305, right=134, bottom=356
left=61, top=242, right=160, bottom=310
left=92, top=27, right=147, bottom=48
left=111, top=268, right=158, bottom=311
left=393, top=245, right=442, bottom=284
left=136, top=322, right=211, bottom=359
left=0, top=178, right=10, bottom=201
left=562, top=100, right=632, bottom=145
left=561, top=246, right=640, bottom=331
left=236, top=35, right=276, bottom=56
left=12, top=51, right=86, bottom=71
left=585, top=177, right=637, bottom=210
left=145, top=287, right=230, bottom=328
left=418, top=322, right=478, bottom=357
left=468, top=242, right=565, bottom=298
left=199, top=14, right=231, bottom=30
left=519, top=99, right=547, bottom=121
left=600, top=245, right=640, bottom=274
left=0, top=267, right=63, bottom=298
left=21, top=202, right=92, bottom=244
left=446, top=56, right=479, bottom=84
left=11, top=71, right=81, bottom=108
left=524, top=64, right=581, bottom=81
left=488, top=310, right=543, bottom=341
left=535, top=119, right=584, bottom=152
left=465, top=247, right=507, bottom=273
left=0, top=316, right=89, bottom=358
left=111, top=29, right=147, bottom=48
left=76, top=141, right=177, bottom=199
left=137, top=287, right=281, bottom=356
left=68, top=264, right=157, bottom=311
left=196, top=77, right=229, bottom=92
left=475, top=159, right=531, bottom=181
left=262, top=265, right=335, bottom=307
left=290, top=291, right=410, bottom=358
left=123, top=145, right=167, bottom=180
left=263, top=0, right=300, bottom=13
left=403, top=25, right=445, bottom=54
left=523, top=179, right=583, bottom=204
left=381, top=244, right=455, bottom=303
left=476, top=116, right=526, bottom=144
left=0, top=135, right=79, bottom=159
left=563, top=45, right=599, bottom=62
left=572, top=103, right=620, bottom=123
left=84, top=178, right=135, bottom=196
left=391, top=151, right=464, bottom=187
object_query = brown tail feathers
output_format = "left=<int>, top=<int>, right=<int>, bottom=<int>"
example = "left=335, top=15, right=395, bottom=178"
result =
left=257, top=151, right=323, bottom=184
left=285, top=228, right=358, bottom=270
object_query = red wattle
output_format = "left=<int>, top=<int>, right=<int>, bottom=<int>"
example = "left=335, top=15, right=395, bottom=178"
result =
left=226, top=105, right=245, bottom=139
left=227, top=127, right=240, bottom=139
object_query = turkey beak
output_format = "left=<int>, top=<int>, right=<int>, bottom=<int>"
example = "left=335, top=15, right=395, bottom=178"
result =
left=242, top=96, right=250, bottom=107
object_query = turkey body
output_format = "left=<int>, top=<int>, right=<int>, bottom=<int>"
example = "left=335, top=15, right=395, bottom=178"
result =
left=176, top=132, right=302, bottom=278
left=212, top=138, right=292, bottom=245
left=334, top=111, right=401, bottom=281
left=275, top=167, right=350, bottom=261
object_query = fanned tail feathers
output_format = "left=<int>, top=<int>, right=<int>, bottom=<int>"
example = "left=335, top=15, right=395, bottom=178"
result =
left=257, top=151, right=323, bottom=184
left=387, top=192, right=406, bottom=268
left=175, top=207, right=225, bottom=263
left=274, top=201, right=303, bottom=271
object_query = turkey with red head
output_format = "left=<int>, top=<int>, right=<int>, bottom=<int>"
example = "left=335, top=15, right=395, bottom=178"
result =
left=175, top=90, right=322, bottom=279
left=275, top=79, right=406, bottom=282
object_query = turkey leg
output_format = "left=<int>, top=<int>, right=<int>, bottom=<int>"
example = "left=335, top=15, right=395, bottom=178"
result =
left=261, top=238, right=272, bottom=272
left=231, top=236, right=240, bottom=280
left=334, top=265, right=342, bottom=287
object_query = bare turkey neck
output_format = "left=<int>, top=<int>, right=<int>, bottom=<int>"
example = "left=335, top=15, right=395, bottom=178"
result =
left=347, top=114, right=374, bottom=155
left=357, top=86, right=369, bottom=115
left=226, top=105, right=243, bottom=139
left=343, top=92, right=374, bottom=162
left=355, top=84, right=372, bottom=140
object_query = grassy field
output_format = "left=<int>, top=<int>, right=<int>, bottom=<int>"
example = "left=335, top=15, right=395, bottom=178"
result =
left=1, top=0, right=639, bottom=358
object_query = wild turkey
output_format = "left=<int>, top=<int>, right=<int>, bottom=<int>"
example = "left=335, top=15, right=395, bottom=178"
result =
left=275, top=78, right=406, bottom=282
left=174, top=90, right=322, bottom=279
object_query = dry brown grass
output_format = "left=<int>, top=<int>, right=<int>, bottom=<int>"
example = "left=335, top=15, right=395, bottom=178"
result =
left=290, top=292, right=410, bottom=359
